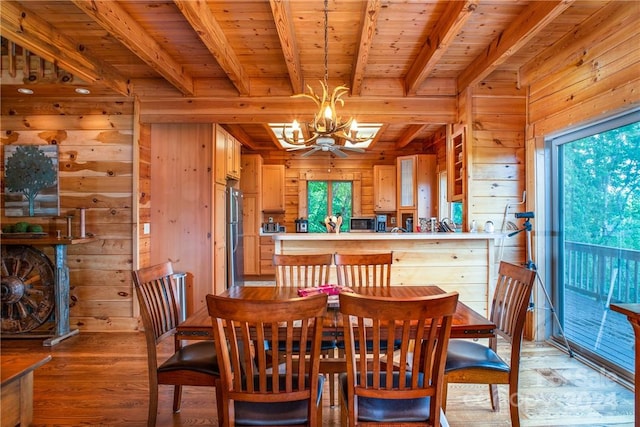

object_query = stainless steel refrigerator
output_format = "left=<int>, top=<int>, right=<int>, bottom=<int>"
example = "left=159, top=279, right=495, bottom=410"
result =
left=226, top=187, right=244, bottom=288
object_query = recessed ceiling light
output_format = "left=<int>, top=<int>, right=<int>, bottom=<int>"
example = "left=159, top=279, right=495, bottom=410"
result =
left=17, top=88, right=34, bottom=95
left=75, top=88, right=91, bottom=95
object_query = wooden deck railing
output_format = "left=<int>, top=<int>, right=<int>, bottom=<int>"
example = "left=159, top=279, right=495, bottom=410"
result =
left=565, top=241, right=640, bottom=304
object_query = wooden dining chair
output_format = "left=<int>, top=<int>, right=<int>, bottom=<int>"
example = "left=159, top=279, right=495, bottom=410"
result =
left=443, top=261, right=536, bottom=427
left=272, top=252, right=337, bottom=381
left=273, top=253, right=333, bottom=288
left=334, top=252, right=393, bottom=288
left=206, top=292, right=328, bottom=427
left=338, top=291, right=459, bottom=426
left=132, top=262, right=220, bottom=427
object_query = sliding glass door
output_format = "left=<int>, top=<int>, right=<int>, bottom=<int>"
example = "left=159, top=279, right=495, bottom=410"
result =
left=550, top=109, right=639, bottom=380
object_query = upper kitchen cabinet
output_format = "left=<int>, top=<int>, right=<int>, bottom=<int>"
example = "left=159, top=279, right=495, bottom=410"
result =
left=447, top=124, right=466, bottom=202
left=226, top=134, right=241, bottom=181
left=373, top=165, right=396, bottom=212
left=214, top=125, right=227, bottom=184
left=214, top=124, right=241, bottom=183
left=396, top=155, right=437, bottom=230
left=262, top=165, right=285, bottom=213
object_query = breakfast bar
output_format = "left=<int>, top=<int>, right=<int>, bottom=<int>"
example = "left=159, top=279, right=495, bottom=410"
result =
left=270, top=232, right=503, bottom=316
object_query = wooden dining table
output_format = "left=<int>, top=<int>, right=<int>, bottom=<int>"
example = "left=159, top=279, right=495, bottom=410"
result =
left=177, top=285, right=496, bottom=341
left=177, top=284, right=496, bottom=405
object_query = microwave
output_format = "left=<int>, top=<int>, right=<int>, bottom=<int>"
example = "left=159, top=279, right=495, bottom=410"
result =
left=350, top=217, right=375, bottom=232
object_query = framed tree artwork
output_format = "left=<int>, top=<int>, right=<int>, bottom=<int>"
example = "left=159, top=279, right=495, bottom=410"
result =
left=3, top=145, right=59, bottom=217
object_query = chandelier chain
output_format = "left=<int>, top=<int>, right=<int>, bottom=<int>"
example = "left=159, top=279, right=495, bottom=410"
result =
left=324, top=0, right=329, bottom=86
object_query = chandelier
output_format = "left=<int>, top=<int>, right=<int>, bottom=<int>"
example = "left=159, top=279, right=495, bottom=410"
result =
left=282, top=0, right=371, bottom=147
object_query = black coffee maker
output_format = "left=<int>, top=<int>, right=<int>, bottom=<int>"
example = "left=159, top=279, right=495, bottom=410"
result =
left=375, top=215, right=387, bottom=232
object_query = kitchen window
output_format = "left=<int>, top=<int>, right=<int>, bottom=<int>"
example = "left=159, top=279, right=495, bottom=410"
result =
left=307, top=181, right=353, bottom=233
left=297, top=171, right=363, bottom=232
left=548, top=108, right=639, bottom=381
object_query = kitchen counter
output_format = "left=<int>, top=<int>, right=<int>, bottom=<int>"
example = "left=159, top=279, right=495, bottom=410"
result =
left=268, top=232, right=502, bottom=240
left=269, top=232, right=505, bottom=316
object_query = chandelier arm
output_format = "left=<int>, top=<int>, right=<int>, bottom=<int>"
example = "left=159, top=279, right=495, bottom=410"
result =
left=292, top=92, right=322, bottom=108
left=281, top=128, right=318, bottom=145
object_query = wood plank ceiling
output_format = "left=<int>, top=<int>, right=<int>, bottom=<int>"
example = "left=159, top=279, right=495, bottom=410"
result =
left=0, top=0, right=613, bottom=151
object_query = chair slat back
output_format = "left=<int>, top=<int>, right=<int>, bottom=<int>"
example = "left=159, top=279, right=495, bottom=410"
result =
left=132, top=261, right=181, bottom=345
left=273, top=253, right=333, bottom=288
left=339, top=291, right=458, bottom=424
left=334, top=252, right=393, bottom=288
left=207, top=293, right=328, bottom=424
left=490, top=262, right=536, bottom=344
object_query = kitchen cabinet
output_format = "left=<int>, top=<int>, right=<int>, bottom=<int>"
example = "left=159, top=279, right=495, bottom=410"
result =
left=214, top=124, right=227, bottom=185
left=242, top=196, right=259, bottom=275
left=373, top=165, right=396, bottom=212
left=241, top=154, right=262, bottom=194
left=396, top=155, right=437, bottom=231
left=240, top=155, right=263, bottom=276
left=214, top=124, right=242, bottom=183
left=447, top=125, right=465, bottom=201
left=260, top=236, right=275, bottom=275
left=213, top=183, right=227, bottom=295
left=262, top=165, right=285, bottom=213
left=226, top=134, right=241, bottom=180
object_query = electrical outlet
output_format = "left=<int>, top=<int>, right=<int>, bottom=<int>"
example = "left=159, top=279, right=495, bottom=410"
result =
left=143, top=223, right=150, bottom=234
left=390, top=217, right=396, bottom=225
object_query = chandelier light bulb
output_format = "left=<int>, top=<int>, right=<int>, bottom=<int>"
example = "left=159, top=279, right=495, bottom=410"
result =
left=350, top=120, right=359, bottom=139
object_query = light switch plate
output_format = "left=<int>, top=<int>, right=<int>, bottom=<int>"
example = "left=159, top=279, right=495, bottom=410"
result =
left=143, top=223, right=150, bottom=234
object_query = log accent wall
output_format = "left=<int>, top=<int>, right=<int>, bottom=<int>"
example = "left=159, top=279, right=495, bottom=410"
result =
left=1, top=99, right=137, bottom=331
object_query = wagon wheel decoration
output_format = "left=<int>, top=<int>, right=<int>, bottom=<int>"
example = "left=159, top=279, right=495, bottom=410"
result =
left=1, top=245, right=56, bottom=333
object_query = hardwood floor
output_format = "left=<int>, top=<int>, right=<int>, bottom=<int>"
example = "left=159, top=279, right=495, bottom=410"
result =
left=1, top=332, right=634, bottom=426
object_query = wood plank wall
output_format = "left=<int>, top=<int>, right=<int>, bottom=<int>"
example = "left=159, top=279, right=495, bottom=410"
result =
left=0, top=99, right=138, bottom=331
left=469, top=70, right=527, bottom=266
left=522, top=1, right=640, bottom=339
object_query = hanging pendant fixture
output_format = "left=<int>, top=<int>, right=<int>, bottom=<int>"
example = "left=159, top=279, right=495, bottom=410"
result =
left=278, top=0, right=377, bottom=155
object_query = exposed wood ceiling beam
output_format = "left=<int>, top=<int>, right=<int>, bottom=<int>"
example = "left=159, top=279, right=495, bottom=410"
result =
left=405, top=0, right=477, bottom=96
left=137, top=96, right=457, bottom=124
left=351, top=0, right=382, bottom=95
left=396, top=124, right=426, bottom=149
left=270, top=0, right=304, bottom=94
left=457, top=0, right=574, bottom=93
left=71, top=0, right=194, bottom=96
left=174, top=0, right=250, bottom=96
left=0, top=1, right=130, bottom=96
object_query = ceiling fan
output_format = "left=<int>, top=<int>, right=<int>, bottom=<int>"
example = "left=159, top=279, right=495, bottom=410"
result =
left=287, top=137, right=366, bottom=158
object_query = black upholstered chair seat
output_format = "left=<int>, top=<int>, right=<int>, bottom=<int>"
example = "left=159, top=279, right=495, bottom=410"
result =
left=339, top=371, right=431, bottom=423
left=158, top=340, right=220, bottom=376
left=276, top=339, right=337, bottom=352
left=233, top=374, right=326, bottom=426
left=445, top=339, right=509, bottom=373
left=336, top=339, right=402, bottom=351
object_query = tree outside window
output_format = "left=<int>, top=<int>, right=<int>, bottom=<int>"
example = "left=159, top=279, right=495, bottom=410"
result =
left=307, top=181, right=353, bottom=232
